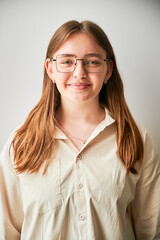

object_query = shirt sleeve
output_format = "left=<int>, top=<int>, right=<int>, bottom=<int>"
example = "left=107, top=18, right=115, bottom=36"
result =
left=131, top=131, right=160, bottom=239
left=0, top=137, right=24, bottom=240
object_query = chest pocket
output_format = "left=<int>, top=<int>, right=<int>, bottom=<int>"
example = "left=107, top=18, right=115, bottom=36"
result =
left=19, top=158, right=63, bottom=215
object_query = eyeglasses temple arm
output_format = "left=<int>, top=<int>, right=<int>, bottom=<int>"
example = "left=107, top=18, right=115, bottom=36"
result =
left=50, top=59, right=56, bottom=62
left=104, top=58, right=110, bottom=62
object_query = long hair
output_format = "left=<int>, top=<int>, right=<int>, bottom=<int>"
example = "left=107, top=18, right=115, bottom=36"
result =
left=10, top=20, right=143, bottom=174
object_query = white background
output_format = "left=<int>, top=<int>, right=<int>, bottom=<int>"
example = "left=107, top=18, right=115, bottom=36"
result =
left=0, top=0, right=160, bottom=152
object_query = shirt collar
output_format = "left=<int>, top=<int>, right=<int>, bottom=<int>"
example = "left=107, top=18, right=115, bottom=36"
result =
left=54, top=107, right=115, bottom=140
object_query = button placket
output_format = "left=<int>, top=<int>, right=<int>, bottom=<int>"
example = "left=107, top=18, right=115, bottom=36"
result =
left=74, top=153, right=87, bottom=237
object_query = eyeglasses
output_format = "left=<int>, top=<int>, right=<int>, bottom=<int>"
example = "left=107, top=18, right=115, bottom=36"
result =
left=50, top=54, right=110, bottom=73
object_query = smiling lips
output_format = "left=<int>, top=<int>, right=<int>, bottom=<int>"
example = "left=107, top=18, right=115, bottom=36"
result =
left=67, top=83, right=90, bottom=90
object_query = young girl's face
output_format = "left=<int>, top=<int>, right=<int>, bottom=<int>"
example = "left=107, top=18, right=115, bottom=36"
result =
left=46, top=32, right=112, bottom=107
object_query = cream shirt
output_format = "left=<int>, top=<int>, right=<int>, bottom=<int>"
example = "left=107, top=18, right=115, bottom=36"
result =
left=0, top=109, right=160, bottom=240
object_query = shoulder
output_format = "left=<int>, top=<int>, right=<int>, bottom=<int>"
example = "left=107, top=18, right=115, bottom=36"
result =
left=138, top=125, right=157, bottom=154
left=0, top=131, right=17, bottom=176
left=138, top=125, right=159, bottom=170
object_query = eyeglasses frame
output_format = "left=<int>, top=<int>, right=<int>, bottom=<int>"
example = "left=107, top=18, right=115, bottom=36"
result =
left=49, top=54, right=110, bottom=73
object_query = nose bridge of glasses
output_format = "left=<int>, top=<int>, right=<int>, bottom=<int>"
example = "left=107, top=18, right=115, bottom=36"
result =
left=75, top=58, right=86, bottom=66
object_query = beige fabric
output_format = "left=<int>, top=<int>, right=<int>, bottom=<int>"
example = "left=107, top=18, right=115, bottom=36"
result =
left=0, top=109, right=160, bottom=240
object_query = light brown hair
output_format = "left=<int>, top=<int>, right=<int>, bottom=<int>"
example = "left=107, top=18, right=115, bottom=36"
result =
left=10, top=20, right=143, bottom=174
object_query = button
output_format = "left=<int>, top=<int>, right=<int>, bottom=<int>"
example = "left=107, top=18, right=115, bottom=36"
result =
left=77, top=183, right=83, bottom=189
left=77, top=154, right=82, bottom=160
left=79, top=214, right=86, bottom=221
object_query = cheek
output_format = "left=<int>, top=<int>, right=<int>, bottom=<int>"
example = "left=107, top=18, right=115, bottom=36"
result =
left=92, top=74, right=106, bottom=88
left=54, top=73, right=66, bottom=84
left=54, top=81, right=64, bottom=94
left=54, top=74, right=70, bottom=92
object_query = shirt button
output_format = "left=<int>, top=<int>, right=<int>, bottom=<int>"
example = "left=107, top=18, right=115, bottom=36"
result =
left=77, top=154, right=82, bottom=160
left=79, top=214, right=86, bottom=221
left=77, top=183, right=83, bottom=189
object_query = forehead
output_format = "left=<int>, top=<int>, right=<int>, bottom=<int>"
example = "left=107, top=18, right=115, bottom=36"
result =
left=53, top=32, right=106, bottom=57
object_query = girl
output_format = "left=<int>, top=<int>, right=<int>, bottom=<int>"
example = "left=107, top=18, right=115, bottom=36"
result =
left=0, top=20, right=160, bottom=240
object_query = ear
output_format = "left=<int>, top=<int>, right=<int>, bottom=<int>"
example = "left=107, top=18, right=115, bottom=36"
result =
left=104, top=60, right=113, bottom=84
left=45, top=58, right=55, bottom=82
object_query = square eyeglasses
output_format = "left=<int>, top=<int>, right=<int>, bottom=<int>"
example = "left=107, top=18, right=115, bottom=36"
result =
left=49, top=54, right=110, bottom=73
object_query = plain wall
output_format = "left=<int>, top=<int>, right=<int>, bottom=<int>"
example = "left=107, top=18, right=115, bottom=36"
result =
left=0, top=0, right=160, bottom=152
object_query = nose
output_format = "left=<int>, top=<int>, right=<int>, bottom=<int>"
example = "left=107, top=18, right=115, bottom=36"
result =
left=72, top=59, right=87, bottom=79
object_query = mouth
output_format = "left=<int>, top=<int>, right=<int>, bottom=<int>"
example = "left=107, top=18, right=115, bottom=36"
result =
left=67, top=83, right=90, bottom=90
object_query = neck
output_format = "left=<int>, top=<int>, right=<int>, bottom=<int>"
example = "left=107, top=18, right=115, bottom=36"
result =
left=56, top=99, right=105, bottom=124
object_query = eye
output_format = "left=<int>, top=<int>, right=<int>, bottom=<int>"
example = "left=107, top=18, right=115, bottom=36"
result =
left=61, top=59, right=73, bottom=64
left=86, top=58, right=101, bottom=67
left=61, top=59, right=73, bottom=65
left=87, top=60, right=100, bottom=65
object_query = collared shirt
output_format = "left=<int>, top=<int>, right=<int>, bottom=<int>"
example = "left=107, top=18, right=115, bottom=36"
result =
left=0, top=109, right=160, bottom=240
